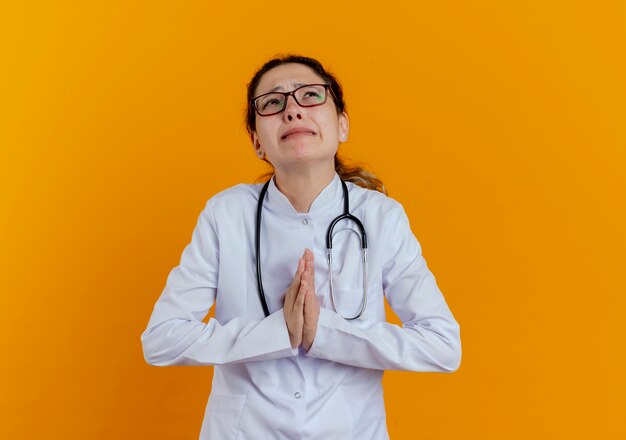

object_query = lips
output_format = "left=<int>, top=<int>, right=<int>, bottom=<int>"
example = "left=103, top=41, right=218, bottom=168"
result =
left=280, top=127, right=317, bottom=141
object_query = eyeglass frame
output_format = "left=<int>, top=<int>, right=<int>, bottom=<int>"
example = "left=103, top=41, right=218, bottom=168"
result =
left=251, top=83, right=336, bottom=117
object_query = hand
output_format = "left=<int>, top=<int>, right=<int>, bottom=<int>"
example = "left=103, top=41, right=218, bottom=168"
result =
left=302, top=249, right=320, bottom=352
left=283, top=256, right=307, bottom=349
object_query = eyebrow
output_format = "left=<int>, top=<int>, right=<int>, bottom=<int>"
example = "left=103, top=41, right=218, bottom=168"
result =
left=267, top=82, right=307, bottom=93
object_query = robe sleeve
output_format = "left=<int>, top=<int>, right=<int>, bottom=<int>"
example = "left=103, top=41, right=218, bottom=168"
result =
left=306, top=201, right=461, bottom=372
left=141, top=199, right=297, bottom=367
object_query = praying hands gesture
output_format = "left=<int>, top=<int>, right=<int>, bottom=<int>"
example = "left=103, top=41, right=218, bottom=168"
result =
left=283, top=249, right=320, bottom=352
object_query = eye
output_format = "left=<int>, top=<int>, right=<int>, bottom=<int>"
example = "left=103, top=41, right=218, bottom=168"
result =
left=257, top=94, right=284, bottom=112
left=304, top=90, right=322, bottom=97
left=262, top=98, right=281, bottom=110
left=304, top=91, right=322, bottom=99
left=298, top=86, right=326, bottom=104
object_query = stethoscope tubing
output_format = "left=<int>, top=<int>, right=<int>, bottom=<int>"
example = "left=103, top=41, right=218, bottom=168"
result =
left=256, top=181, right=271, bottom=318
left=256, top=178, right=368, bottom=320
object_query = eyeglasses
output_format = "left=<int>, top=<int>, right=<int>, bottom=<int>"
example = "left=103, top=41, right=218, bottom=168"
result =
left=251, top=84, right=332, bottom=116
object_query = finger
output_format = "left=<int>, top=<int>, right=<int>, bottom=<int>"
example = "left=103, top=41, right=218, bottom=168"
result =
left=290, top=258, right=305, bottom=289
left=303, top=248, right=313, bottom=266
left=304, top=286, right=316, bottom=309
left=295, top=270, right=308, bottom=310
left=308, top=251, right=315, bottom=286
left=285, top=258, right=304, bottom=310
left=303, top=286, right=310, bottom=309
left=303, top=249, right=315, bottom=291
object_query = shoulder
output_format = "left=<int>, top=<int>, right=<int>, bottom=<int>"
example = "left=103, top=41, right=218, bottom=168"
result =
left=203, top=182, right=263, bottom=216
left=346, top=182, right=415, bottom=245
left=346, top=181, right=406, bottom=218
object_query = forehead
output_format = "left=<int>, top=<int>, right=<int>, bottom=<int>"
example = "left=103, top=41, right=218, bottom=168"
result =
left=255, top=63, right=325, bottom=95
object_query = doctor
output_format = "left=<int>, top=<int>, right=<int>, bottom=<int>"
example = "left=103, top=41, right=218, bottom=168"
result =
left=141, top=54, right=461, bottom=439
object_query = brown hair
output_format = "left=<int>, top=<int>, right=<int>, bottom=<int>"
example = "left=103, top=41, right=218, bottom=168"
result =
left=246, top=54, right=387, bottom=195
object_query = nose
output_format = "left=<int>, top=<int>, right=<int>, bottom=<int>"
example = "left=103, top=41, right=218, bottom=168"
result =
left=283, top=94, right=303, bottom=122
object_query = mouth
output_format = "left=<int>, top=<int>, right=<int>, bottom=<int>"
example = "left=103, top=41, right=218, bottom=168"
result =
left=281, top=130, right=317, bottom=141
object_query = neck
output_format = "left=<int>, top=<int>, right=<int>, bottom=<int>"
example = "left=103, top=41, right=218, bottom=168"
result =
left=273, top=166, right=335, bottom=213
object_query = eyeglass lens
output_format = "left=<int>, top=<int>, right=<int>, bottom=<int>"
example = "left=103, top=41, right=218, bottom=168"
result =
left=255, top=85, right=327, bottom=115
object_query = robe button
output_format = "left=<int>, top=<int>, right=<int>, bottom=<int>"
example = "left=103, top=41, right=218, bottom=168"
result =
left=302, top=219, right=308, bottom=225
left=294, top=392, right=301, bottom=399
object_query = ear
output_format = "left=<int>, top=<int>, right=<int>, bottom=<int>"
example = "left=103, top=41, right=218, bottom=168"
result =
left=250, top=132, right=264, bottom=159
left=338, top=111, right=350, bottom=142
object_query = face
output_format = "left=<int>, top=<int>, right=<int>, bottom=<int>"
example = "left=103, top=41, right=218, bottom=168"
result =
left=250, top=63, right=349, bottom=174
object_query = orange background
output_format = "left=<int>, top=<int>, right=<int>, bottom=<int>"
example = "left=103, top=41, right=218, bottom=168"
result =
left=1, top=1, right=625, bottom=438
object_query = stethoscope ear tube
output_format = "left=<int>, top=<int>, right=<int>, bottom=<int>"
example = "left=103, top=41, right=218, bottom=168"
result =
left=325, top=214, right=367, bottom=250
left=256, top=181, right=271, bottom=318
left=325, top=180, right=367, bottom=250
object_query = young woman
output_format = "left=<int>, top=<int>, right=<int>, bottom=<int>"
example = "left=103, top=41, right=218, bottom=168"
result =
left=141, top=55, right=461, bottom=439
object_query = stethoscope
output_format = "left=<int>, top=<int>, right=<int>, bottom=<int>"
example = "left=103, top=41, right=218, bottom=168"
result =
left=256, top=178, right=368, bottom=320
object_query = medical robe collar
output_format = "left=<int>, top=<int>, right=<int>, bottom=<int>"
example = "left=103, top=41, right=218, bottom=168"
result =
left=265, top=172, right=343, bottom=217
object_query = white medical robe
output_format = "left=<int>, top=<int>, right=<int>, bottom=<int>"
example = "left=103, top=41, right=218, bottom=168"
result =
left=141, top=172, right=461, bottom=439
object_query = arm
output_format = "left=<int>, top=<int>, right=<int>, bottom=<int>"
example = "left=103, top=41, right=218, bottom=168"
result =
left=305, top=202, right=461, bottom=372
left=140, top=200, right=296, bottom=367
